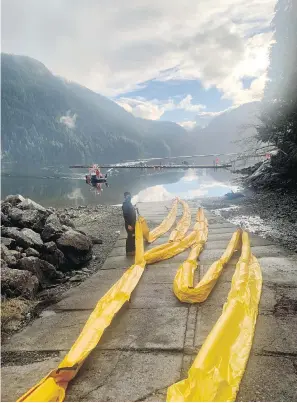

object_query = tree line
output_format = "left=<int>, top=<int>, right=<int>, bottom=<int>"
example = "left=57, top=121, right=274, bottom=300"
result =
left=255, top=0, right=297, bottom=189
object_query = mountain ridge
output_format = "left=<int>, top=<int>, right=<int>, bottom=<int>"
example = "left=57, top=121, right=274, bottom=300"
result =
left=1, top=53, right=189, bottom=167
left=1, top=53, right=260, bottom=169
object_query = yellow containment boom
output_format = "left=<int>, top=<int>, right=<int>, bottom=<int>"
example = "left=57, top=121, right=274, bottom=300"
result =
left=17, top=220, right=147, bottom=402
left=140, top=198, right=178, bottom=243
left=17, top=201, right=262, bottom=402
left=167, top=230, right=262, bottom=402
left=18, top=200, right=194, bottom=402
left=173, top=229, right=242, bottom=303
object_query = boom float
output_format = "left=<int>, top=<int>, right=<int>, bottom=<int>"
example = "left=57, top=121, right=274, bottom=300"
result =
left=17, top=199, right=262, bottom=402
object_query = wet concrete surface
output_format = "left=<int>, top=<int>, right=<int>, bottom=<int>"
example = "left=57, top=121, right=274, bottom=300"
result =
left=1, top=200, right=297, bottom=401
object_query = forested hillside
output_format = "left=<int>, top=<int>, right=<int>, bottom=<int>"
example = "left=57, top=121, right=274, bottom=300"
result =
left=254, top=0, right=297, bottom=188
left=189, top=102, right=260, bottom=155
left=1, top=54, right=188, bottom=167
left=1, top=53, right=262, bottom=169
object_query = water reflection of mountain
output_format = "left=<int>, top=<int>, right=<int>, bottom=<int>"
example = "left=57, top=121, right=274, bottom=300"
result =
left=1, top=169, right=183, bottom=207
left=1, top=167, right=234, bottom=207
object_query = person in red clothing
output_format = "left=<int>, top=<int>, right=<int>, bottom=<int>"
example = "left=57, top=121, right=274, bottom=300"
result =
left=96, top=167, right=104, bottom=178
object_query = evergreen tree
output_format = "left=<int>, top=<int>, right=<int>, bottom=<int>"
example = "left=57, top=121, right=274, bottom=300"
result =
left=256, top=0, right=297, bottom=187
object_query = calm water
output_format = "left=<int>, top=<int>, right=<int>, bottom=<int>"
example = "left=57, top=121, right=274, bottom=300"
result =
left=1, top=167, right=239, bottom=208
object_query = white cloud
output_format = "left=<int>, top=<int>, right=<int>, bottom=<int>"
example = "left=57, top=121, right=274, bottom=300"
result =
left=2, top=0, right=276, bottom=105
left=59, top=111, right=77, bottom=129
left=116, top=97, right=172, bottom=120
left=116, top=94, right=205, bottom=120
left=177, top=121, right=197, bottom=130
left=197, top=105, right=238, bottom=118
left=178, top=95, right=205, bottom=112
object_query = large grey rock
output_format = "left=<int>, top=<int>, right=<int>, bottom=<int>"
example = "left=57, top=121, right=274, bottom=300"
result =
left=25, top=248, right=40, bottom=257
left=42, top=241, right=66, bottom=270
left=1, top=267, right=39, bottom=299
left=56, top=230, right=91, bottom=252
left=0, top=244, right=17, bottom=267
left=56, top=230, right=92, bottom=267
left=62, top=225, right=73, bottom=232
left=1, top=227, right=34, bottom=249
left=46, top=207, right=56, bottom=214
left=1, top=211, right=10, bottom=226
left=41, top=214, right=63, bottom=242
left=1, top=237, right=16, bottom=249
left=1, top=201, right=12, bottom=214
left=58, top=215, right=75, bottom=228
left=8, top=208, right=47, bottom=232
left=8, top=207, right=23, bottom=222
left=20, top=228, right=43, bottom=248
left=10, top=250, right=22, bottom=260
left=18, top=198, right=47, bottom=213
left=18, top=257, right=58, bottom=286
left=4, top=194, right=25, bottom=206
left=1, top=258, right=7, bottom=268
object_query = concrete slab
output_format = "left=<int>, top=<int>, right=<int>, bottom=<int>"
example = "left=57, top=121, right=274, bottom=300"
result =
left=198, top=280, right=276, bottom=314
left=200, top=257, right=297, bottom=286
left=115, top=232, right=188, bottom=248
left=145, top=236, right=184, bottom=250
left=2, top=310, right=91, bottom=352
left=3, top=307, right=188, bottom=352
left=252, top=314, right=297, bottom=355
left=199, top=248, right=240, bottom=263
left=161, top=251, right=192, bottom=264
left=141, top=263, right=181, bottom=284
left=207, top=227, right=237, bottom=235
left=200, top=263, right=237, bottom=283
left=194, top=305, right=221, bottom=347
left=54, top=268, right=125, bottom=310
left=52, top=264, right=184, bottom=310
left=257, top=257, right=297, bottom=286
left=108, top=245, right=126, bottom=257
left=130, top=282, right=185, bottom=308
left=99, top=307, right=188, bottom=351
left=66, top=350, right=183, bottom=402
left=207, top=232, right=239, bottom=241
left=237, top=355, right=297, bottom=402
left=101, top=255, right=135, bottom=270
left=199, top=245, right=289, bottom=264
left=195, top=308, right=297, bottom=355
left=204, top=237, right=276, bottom=249
left=1, top=355, right=63, bottom=402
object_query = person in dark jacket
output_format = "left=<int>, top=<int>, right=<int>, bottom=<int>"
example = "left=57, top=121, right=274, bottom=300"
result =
left=122, top=192, right=136, bottom=256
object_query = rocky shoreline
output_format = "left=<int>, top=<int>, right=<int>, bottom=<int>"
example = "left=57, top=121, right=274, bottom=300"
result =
left=1, top=195, right=122, bottom=336
left=195, top=188, right=297, bottom=253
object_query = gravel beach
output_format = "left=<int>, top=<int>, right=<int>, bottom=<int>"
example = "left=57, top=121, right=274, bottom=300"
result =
left=194, top=189, right=297, bottom=253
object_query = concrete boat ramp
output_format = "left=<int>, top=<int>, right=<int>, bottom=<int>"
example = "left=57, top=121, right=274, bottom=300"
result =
left=2, top=201, right=297, bottom=401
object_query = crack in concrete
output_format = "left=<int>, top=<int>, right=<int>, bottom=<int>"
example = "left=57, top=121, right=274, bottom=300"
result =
left=3, top=346, right=187, bottom=355
left=79, top=350, right=126, bottom=401
left=2, top=350, right=61, bottom=366
left=256, top=350, right=297, bottom=358
left=135, top=384, right=171, bottom=402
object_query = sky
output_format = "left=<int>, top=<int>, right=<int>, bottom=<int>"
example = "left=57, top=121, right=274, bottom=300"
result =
left=1, top=0, right=276, bottom=128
